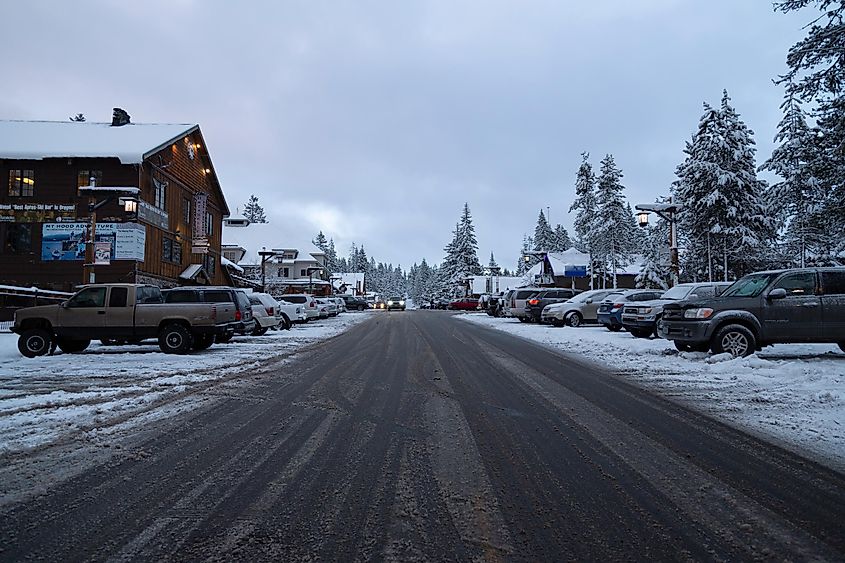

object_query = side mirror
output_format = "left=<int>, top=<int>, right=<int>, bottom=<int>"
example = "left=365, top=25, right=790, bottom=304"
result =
left=768, top=288, right=788, bottom=300
left=688, top=294, right=698, bottom=300
left=60, top=301, right=69, bottom=309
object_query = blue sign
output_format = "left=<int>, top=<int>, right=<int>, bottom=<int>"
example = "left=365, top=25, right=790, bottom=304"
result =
left=563, top=266, right=588, bottom=277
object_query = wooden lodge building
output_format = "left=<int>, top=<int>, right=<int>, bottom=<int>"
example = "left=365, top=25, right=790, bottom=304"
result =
left=0, top=110, right=232, bottom=294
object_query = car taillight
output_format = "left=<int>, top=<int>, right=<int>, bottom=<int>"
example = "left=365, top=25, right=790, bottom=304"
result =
left=310, top=302, right=315, bottom=307
left=266, top=306, right=274, bottom=316
left=235, top=310, right=242, bottom=321
left=528, top=299, right=539, bottom=305
left=613, top=303, right=624, bottom=308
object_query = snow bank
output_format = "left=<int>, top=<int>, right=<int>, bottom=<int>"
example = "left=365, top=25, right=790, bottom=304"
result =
left=458, top=313, right=845, bottom=470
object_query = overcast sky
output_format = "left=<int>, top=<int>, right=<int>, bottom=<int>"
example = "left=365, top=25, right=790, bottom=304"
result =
left=0, top=1, right=810, bottom=270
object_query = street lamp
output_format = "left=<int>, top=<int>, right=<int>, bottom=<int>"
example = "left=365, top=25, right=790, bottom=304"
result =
left=634, top=201, right=683, bottom=287
left=306, top=267, right=324, bottom=295
left=78, top=182, right=140, bottom=284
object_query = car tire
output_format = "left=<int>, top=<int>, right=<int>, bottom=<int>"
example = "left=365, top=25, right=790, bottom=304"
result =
left=629, top=327, right=653, bottom=338
left=18, top=329, right=53, bottom=358
left=252, top=326, right=269, bottom=336
left=281, top=314, right=292, bottom=330
left=158, top=323, right=193, bottom=354
left=192, top=334, right=215, bottom=351
left=566, top=312, right=582, bottom=327
left=607, top=324, right=622, bottom=332
left=711, top=324, right=756, bottom=358
left=674, top=341, right=710, bottom=353
left=56, top=338, right=91, bottom=353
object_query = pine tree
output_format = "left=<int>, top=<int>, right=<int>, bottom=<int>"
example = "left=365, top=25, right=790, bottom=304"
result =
left=516, top=234, right=534, bottom=275
left=439, top=203, right=483, bottom=297
left=69, top=113, right=85, bottom=122
left=487, top=252, right=499, bottom=272
left=569, top=152, right=599, bottom=286
left=552, top=225, right=571, bottom=252
left=674, top=92, right=772, bottom=281
left=636, top=221, right=672, bottom=289
left=533, top=210, right=554, bottom=252
left=312, top=231, right=328, bottom=252
left=325, top=238, right=339, bottom=272
left=243, top=194, right=267, bottom=223
left=593, top=154, right=635, bottom=289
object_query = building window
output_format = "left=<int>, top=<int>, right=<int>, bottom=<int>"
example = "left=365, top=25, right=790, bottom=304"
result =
left=77, top=170, right=102, bottom=193
left=4, top=223, right=33, bottom=253
left=284, top=267, right=289, bottom=277
left=205, top=211, right=214, bottom=237
left=8, top=169, right=34, bottom=197
left=183, top=198, right=191, bottom=226
left=300, top=269, right=307, bottom=277
left=162, top=238, right=183, bottom=264
left=203, top=254, right=216, bottom=276
left=153, top=177, right=167, bottom=210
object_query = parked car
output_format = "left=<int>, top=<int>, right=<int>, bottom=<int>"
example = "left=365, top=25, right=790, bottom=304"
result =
left=499, top=289, right=517, bottom=317
left=163, top=286, right=255, bottom=342
left=329, top=296, right=347, bottom=313
left=13, top=284, right=234, bottom=357
left=621, top=282, right=732, bottom=338
left=273, top=297, right=306, bottom=327
left=659, top=268, right=845, bottom=357
left=597, top=289, right=665, bottom=331
left=486, top=293, right=503, bottom=317
left=505, top=287, right=543, bottom=321
left=523, top=288, right=580, bottom=323
left=341, top=295, right=370, bottom=311
left=247, top=292, right=282, bottom=335
left=314, top=298, right=337, bottom=317
left=448, top=297, right=480, bottom=310
left=541, top=289, right=617, bottom=327
left=386, top=296, right=406, bottom=311
left=279, top=294, right=320, bottom=321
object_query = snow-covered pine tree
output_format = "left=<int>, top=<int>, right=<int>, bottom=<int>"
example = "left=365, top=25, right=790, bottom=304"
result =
left=439, top=204, right=483, bottom=297
left=312, top=231, right=328, bottom=252
left=487, top=252, right=500, bottom=272
left=569, top=152, right=599, bottom=286
left=243, top=194, right=268, bottom=223
left=760, top=91, right=820, bottom=266
left=325, top=238, right=339, bottom=272
left=515, top=234, right=534, bottom=275
left=593, top=154, right=635, bottom=289
left=69, top=113, right=85, bottom=122
left=551, top=225, right=571, bottom=252
left=674, top=92, right=772, bottom=281
left=533, top=210, right=554, bottom=253
left=636, top=220, right=672, bottom=290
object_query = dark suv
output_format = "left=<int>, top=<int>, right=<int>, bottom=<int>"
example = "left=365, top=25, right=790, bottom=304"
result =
left=523, top=288, right=579, bottom=323
left=341, top=295, right=369, bottom=311
left=659, top=268, right=845, bottom=357
left=163, top=286, right=255, bottom=342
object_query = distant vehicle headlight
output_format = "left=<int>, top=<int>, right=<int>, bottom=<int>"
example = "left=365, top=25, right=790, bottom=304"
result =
left=388, top=300, right=394, bottom=305
left=400, top=300, right=405, bottom=305
left=684, top=308, right=714, bottom=319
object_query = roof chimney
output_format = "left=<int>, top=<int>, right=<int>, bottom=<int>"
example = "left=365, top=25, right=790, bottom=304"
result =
left=111, top=108, right=131, bottom=127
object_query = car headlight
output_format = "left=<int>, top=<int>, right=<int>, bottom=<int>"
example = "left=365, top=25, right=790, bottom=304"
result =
left=388, top=301, right=394, bottom=305
left=639, top=307, right=652, bottom=314
left=684, top=308, right=714, bottom=319
left=400, top=300, right=405, bottom=305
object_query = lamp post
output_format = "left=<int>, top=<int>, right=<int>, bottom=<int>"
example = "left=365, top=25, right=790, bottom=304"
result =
left=634, top=201, right=682, bottom=287
left=306, top=267, right=324, bottom=295
left=258, top=247, right=278, bottom=293
left=77, top=181, right=140, bottom=284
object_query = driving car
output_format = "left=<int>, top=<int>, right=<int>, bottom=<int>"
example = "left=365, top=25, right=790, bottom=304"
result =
left=386, top=296, right=406, bottom=311
left=540, top=289, right=617, bottom=327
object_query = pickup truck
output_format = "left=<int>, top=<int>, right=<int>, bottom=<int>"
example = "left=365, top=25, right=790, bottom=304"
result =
left=659, top=267, right=845, bottom=357
left=12, top=283, right=234, bottom=357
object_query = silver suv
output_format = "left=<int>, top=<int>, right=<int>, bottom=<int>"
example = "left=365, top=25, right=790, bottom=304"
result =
left=541, top=289, right=617, bottom=327
left=621, top=282, right=732, bottom=338
left=505, top=287, right=543, bottom=321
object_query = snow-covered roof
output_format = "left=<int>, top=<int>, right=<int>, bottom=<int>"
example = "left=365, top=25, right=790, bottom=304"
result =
left=222, top=222, right=326, bottom=264
left=525, top=250, right=645, bottom=277
left=0, top=120, right=198, bottom=164
left=220, top=256, right=244, bottom=273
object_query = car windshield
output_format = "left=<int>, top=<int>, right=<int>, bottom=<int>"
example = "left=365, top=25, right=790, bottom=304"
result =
left=721, top=273, right=779, bottom=297
left=660, top=285, right=692, bottom=300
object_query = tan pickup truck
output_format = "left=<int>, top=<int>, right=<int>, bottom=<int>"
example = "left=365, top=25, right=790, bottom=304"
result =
left=12, top=283, right=235, bottom=357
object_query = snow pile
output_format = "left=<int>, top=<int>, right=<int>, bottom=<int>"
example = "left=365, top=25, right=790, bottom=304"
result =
left=458, top=314, right=845, bottom=470
left=0, top=313, right=371, bottom=455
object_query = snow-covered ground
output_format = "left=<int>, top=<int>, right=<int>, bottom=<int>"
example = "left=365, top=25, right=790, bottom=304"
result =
left=0, top=314, right=371, bottom=456
left=458, top=313, right=845, bottom=471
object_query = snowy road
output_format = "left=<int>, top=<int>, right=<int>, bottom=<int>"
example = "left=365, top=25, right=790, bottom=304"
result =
left=0, top=311, right=842, bottom=560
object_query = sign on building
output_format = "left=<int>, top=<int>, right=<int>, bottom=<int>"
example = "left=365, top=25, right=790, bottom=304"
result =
left=0, top=202, right=77, bottom=222
left=137, top=201, right=169, bottom=230
left=41, top=222, right=146, bottom=262
left=192, top=192, right=209, bottom=253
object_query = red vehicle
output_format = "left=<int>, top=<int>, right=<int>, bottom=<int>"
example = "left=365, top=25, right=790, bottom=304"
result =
left=448, top=297, right=479, bottom=310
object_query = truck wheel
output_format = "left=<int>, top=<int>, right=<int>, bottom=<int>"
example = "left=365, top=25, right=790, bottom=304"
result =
left=566, top=312, right=582, bottom=327
left=216, top=332, right=233, bottom=343
left=712, top=324, right=755, bottom=358
left=158, top=324, right=193, bottom=354
left=281, top=314, right=292, bottom=330
left=192, top=334, right=215, bottom=351
left=57, top=339, right=91, bottom=353
left=18, top=329, right=53, bottom=358
left=252, top=326, right=269, bottom=336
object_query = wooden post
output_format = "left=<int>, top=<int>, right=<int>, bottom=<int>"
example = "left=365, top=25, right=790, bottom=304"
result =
left=83, top=197, right=96, bottom=284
